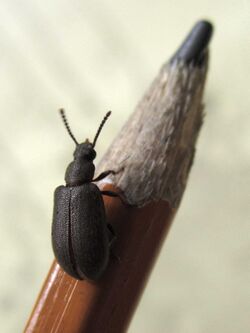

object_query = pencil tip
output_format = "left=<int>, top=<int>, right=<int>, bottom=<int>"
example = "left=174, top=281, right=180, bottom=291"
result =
left=171, top=20, right=213, bottom=66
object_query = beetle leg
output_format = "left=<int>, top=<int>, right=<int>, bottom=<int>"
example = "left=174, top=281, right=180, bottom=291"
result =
left=92, top=167, right=124, bottom=182
left=101, top=190, right=127, bottom=205
left=110, top=250, right=121, bottom=263
left=107, top=224, right=120, bottom=262
left=92, top=170, right=116, bottom=182
left=107, top=223, right=116, bottom=245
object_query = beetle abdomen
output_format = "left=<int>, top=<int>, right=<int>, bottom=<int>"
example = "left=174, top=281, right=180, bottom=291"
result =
left=52, top=183, right=109, bottom=280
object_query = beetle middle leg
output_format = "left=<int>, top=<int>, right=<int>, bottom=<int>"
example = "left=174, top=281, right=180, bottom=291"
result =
left=101, top=190, right=127, bottom=205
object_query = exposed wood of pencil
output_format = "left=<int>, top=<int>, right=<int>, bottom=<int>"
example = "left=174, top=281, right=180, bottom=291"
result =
left=24, top=21, right=213, bottom=333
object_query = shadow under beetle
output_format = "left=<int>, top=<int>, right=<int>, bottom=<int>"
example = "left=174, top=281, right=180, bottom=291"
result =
left=52, top=109, right=121, bottom=281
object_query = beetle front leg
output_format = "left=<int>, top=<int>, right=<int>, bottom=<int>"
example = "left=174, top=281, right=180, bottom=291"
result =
left=92, top=170, right=116, bottom=182
left=92, top=167, right=124, bottom=182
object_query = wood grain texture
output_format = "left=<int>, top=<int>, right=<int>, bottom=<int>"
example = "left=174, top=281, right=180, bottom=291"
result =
left=97, top=56, right=208, bottom=208
left=24, top=21, right=212, bottom=333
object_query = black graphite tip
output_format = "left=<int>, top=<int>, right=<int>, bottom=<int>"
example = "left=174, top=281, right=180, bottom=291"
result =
left=171, top=20, right=213, bottom=66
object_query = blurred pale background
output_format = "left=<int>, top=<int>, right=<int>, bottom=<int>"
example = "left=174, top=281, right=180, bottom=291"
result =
left=0, top=1, right=249, bottom=332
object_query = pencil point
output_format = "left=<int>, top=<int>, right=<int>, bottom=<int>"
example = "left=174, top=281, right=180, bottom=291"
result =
left=171, top=20, right=213, bottom=65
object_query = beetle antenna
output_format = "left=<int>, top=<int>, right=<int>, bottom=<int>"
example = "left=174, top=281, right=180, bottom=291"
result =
left=92, top=111, right=111, bottom=147
left=59, top=109, right=79, bottom=145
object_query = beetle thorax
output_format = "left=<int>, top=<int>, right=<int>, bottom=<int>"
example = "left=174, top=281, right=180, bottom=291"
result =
left=65, top=143, right=96, bottom=186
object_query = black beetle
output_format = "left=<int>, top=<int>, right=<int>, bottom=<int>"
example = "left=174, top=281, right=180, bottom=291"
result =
left=52, top=109, right=121, bottom=281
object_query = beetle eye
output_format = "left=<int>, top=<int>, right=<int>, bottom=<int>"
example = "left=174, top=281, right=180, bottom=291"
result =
left=85, top=149, right=96, bottom=160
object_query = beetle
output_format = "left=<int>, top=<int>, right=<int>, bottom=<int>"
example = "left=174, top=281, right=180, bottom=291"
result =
left=52, top=109, right=121, bottom=281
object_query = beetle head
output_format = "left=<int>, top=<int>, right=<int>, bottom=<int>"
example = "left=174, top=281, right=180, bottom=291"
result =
left=73, top=140, right=96, bottom=161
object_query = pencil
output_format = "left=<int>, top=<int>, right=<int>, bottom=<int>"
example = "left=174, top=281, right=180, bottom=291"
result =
left=24, top=20, right=213, bottom=333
